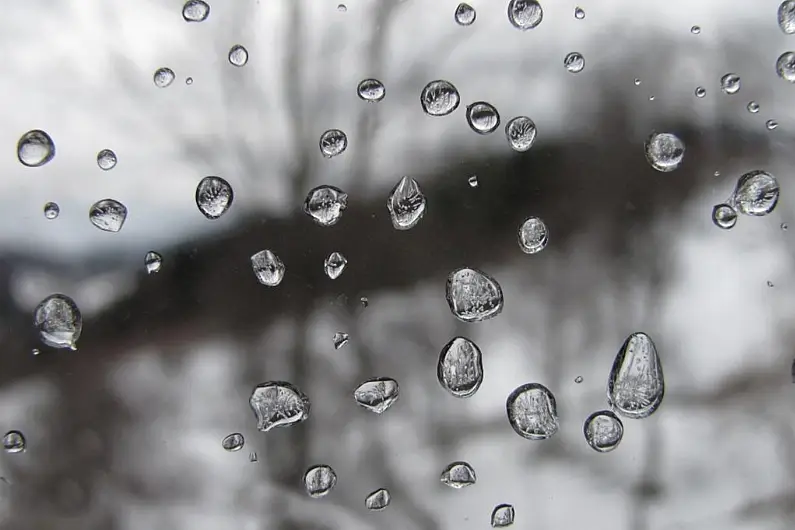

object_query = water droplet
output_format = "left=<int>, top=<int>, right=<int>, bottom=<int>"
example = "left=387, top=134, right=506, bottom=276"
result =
left=507, top=0, right=543, bottom=30
left=607, top=332, right=664, bottom=419
left=747, top=101, right=760, bottom=113
left=183, top=0, right=210, bottom=22
left=506, top=383, right=559, bottom=440
left=782, top=222, right=789, bottom=231
left=387, top=176, right=426, bottom=230
left=43, top=202, right=60, bottom=220
left=466, top=101, right=500, bottom=134
left=249, top=381, right=311, bottom=432
left=644, top=132, right=685, bottom=172
left=574, top=375, right=583, bottom=384
left=505, top=116, right=537, bottom=152
left=690, top=25, right=701, bottom=34
left=634, top=78, right=641, bottom=86
left=517, top=216, right=549, bottom=254
left=249, top=451, right=258, bottom=462
left=695, top=86, right=706, bottom=98
left=468, top=175, right=479, bottom=188
left=303, top=185, right=348, bottom=226
left=303, top=465, right=337, bottom=497
left=648, top=95, right=655, bottom=101
left=89, top=199, right=127, bottom=232
left=767, top=280, right=775, bottom=288
left=31, top=348, right=40, bottom=356
left=780, top=0, right=795, bottom=34
left=564, top=52, right=585, bottom=73
left=96, top=149, right=117, bottom=170
left=353, top=377, right=399, bottom=413
left=438, top=336, right=484, bottom=398
left=145, top=251, right=163, bottom=274
left=186, top=76, right=194, bottom=85
left=222, top=433, right=244, bottom=452
left=324, top=252, right=348, bottom=279
left=720, top=73, right=741, bottom=95
left=319, top=129, right=348, bottom=158
left=491, top=504, right=515, bottom=527
left=228, top=45, right=249, bottom=67
left=250, top=250, right=286, bottom=287
left=153, top=67, right=175, bottom=88
left=337, top=4, right=347, bottom=12
left=357, top=78, right=385, bottom=102
left=574, top=6, right=585, bottom=19
left=34, top=294, right=82, bottom=349
left=731, top=170, right=780, bottom=216
left=365, top=488, right=391, bottom=511
left=17, top=130, right=55, bottom=167
left=583, top=410, right=624, bottom=452
left=792, top=357, right=795, bottom=382
left=420, top=80, right=461, bottom=116
left=440, top=461, right=477, bottom=488
left=333, top=332, right=349, bottom=349
left=360, top=296, right=369, bottom=308
left=196, top=176, right=234, bottom=219
left=714, top=170, right=721, bottom=177
left=776, top=51, right=795, bottom=83
left=766, top=119, right=779, bottom=130
left=455, top=3, right=476, bottom=25
left=446, top=268, right=504, bottom=322
left=711, top=203, right=737, bottom=230
left=2, top=431, right=25, bottom=454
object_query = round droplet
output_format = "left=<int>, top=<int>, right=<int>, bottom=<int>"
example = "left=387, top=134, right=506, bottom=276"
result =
left=690, top=25, right=701, bottom=34
left=2, top=431, right=26, bottom=454
left=43, top=202, right=60, bottom=220
left=468, top=175, right=479, bottom=188
left=387, top=176, right=426, bottom=230
left=249, top=381, right=311, bottom=432
left=766, top=119, right=779, bottom=131
left=96, top=149, right=117, bottom=170
left=357, top=78, right=385, bottom=102
left=354, top=377, right=399, bottom=414
left=186, top=77, right=194, bottom=85
left=89, top=199, right=127, bottom=232
left=695, top=86, right=706, bottom=98
left=228, top=45, right=248, bottom=67
left=564, top=52, right=585, bottom=73
left=17, top=130, right=55, bottom=167
left=731, top=170, right=780, bottom=216
left=360, top=296, right=369, bottom=308
left=420, top=80, right=461, bottom=116
left=34, top=294, right=82, bottom=349
left=438, top=337, right=484, bottom=398
left=776, top=52, right=795, bottom=82
left=466, top=101, right=500, bottom=134
left=251, top=250, right=286, bottom=286
left=491, top=504, right=515, bottom=528
left=145, top=251, right=163, bottom=274
left=583, top=410, right=624, bottom=453
left=440, top=461, right=477, bottom=489
left=747, top=101, right=760, bottom=113
left=506, top=383, right=559, bottom=440
left=196, top=176, right=234, bottom=219
left=644, top=132, right=685, bottom=172
left=574, top=6, right=585, bottom=19
left=505, top=116, right=537, bottom=152
left=607, top=332, right=664, bottom=419
left=455, top=3, right=476, bottom=25
left=337, top=4, right=347, bottom=12
left=711, top=203, right=737, bottom=230
left=222, top=433, right=244, bottom=452
left=183, top=0, right=210, bottom=22
left=319, top=129, right=348, bottom=158
left=446, top=267, right=504, bottom=322
left=517, top=216, right=549, bottom=254
left=365, top=488, right=391, bottom=511
left=303, top=185, right=348, bottom=226
left=332, top=331, right=349, bottom=349
left=634, top=78, right=641, bottom=86
left=324, top=251, right=348, bottom=279
left=720, top=73, right=741, bottom=95
left=153, top=67, right=175, bottom=88
left=574, top=376, right=583, bottom=384
left=780, top=1, right=795, bottom=34
left=304, top=465, right=337, bottom=498
left=507, top=0, right=543, bottom=30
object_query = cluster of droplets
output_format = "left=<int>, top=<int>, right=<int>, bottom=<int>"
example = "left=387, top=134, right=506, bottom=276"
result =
left=711, top=170, right=780, bottom=230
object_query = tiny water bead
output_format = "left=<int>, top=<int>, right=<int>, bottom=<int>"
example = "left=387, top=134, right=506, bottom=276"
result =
left=767, top=280, right=775, bottom=288
left=607, top=332, right=664, bottom=419
left=251, top=250, right=286, bottom=286
left=2, top=431, right=26, bottom=454
left=574, top=376, right=583, bottom=384
left=446, top=267, right=504, bottom=322
left=153, top=67, right=175, bottom=88
left=182, top=0, right=210, bottom=22
left=517, top=216, right=549, bottom=254
left=303, top=185, right=348, bottom=226
left=782, top=222, right=789, bottom=231
left=357, top=78, right=385, bottom=102
left=468, top=175, right=479, bottom=188
left=731, top=170, right=780, bottom=216
left=354, top=378, right=399, bottom=413
left=34, top=294, right=82, bottom=349
left=634, top=78, right=641, bottom=86
left=17, top=130, right=55, bottom=167
left=564, top=52, right=585, bottom=73
left=776, top=52, right=795, bottom=82
left=505, top=116, right=537, bottom=152
left=466, top=101, right=500, bottom=134
left=324, top=251, right=347, bottom=279
left=695, top=86, right=706, bottom=98
left=196, top=176, right=234, bottom=219
left=711, top=203, right=737, bottom=230
left=507, top=0, right=543, bottom=30
left=780, top=1, right=795, bottom=34
left=720, top=73, right=741, bottom=95
left=365, top=488, right=391, bottom=511
left=747, top=101, right=760, bottom=113
left=89, top=199, right=127, bottom=232
left=145, top=251, right=163, bottom=274
left=249, top=452, right=258, bottom=462
left=304, top=465, right=337, bottom=498
left=440, top=461, right=477, bottom=488
left=766, top=119, right=779, bottom=130
left=420, top=80, right=461, bottom=116
left=319, top=129, right=348, bottom=158
left=437, top=336, right=484, bottom=398
left=574, top=6, right=585, bottom=19
left=583, top=410, right=624, bottom=452
left=222, top=433, right=244, bottom=452
left=506, top=383, right=559, bottom=440
left=96, top=149, right=117, bottom=170
left=249, top=381, right=311, bottom=432
left=332, top=331, right=349, bottom=349
left=491, top=504, right=515, bottom=528
left=43, top=202, right=60, bottom=220
left=387, top=176, right=426, bottom=230
left=644, top=132, right=685, bottom=172
left=228, top=45, right=249, bottom=67
left=186, top=77, right=194, bottom=85
left=454, top=3, right=476, bottom=25
left=690, top=25, right=701, bottom=34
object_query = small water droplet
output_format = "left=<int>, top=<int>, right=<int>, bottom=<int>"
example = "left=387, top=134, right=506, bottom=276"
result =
left=387, top=176, right=426, bottom=230
left=781, top=222, right=788, bottom=231
left=780, top=1, right=795, bottom=34
left=776, top=51, right=795, bottom=83
left=186, top=76, right=194, bottom=85
left=767, top=280, right=775, bottom=288
left=506, top=383, right=559, bottom=440
left=747, top=101, right=760, bottom=113
left=634, top=78, right=641, bottom=86
left=466, top=101, right=500, bottom=134
left=644, top=132, right=685, bottom=172
left=353, top=377, right=399, bottom=413
left=303, top=185, right=348, bottom=226
left=2, top=431, right=26, bottom=454
left=507, top=0, right=543, bottom=30
left=455, top=3, right=476, bottom=25
left=690, top=25, right=701, bottom=34
left=574, top=6, right=585, bottom=19
left=228, top=45, right=248, bottom=67
left=731, top=170, right=780, bottom=216
left=304, top=465, right=337, bottom=497
left=491, top=504, right=515, bottom=527
left=360, top=296, right=369, bottom=308
left=720, top=73, right=741, bottom=95
left=365, top=488, right=391, bottom=511
left=319, top=129, right=348, bottom=158
left=249, top=451, right=258, bottom=462
left=96, top=149, right=117, bottom=170
left=446, top=268, right=504, bottom=322
left=333, top=332, right=349, bottom=349
left=43, top=202, right=60, bottom=220
left=695, top=86, right=706, bottom=98
left=607, top=332, right=664, bottom=419
left=89, top=199, right=127, bottom=232
left=153, top=67, right=175, bottom=88
left=421, top=80, right=461, bottom=116
left=357, top=78, right=385, bottom=102
left=31, top=348, right=40, bottom=356
left=575, top=375, right=583, bottom=384
left=648, top=95, right=655, bottom=101
left=337, top=3, right=347, bottom=12
left=766, top=119, right=779, bottom=130
left=583, top=410, right=624, bottom=452
left=711, top=203, right=737, bottom=229
left=222, top=433, right=244, bottom=452
left=517, top=216, right=549, bottom=254
left=34, top=294, right=82, bottom=349
left=440, top=461, right=477, bottom=488
left=196, top=176, right=234, bottom=219
left=249, top=381, right=311, bottom=432
left=438, top=336, right=484, bottom=398
left=505, top=116, right=537, bottom=152
left=183, top=0, right=210, bottom=22
left=564, top=52, right=585, bottom=73
left=17, top=130, right=55, bottom=167
left=714, top=170, right=721, bottom=177
left=468, top=175, right=479, bottom=188
left=324, top=252, right=348, bottom=279
left=145, top=251, right=163, bottom=274
left=251, top=250, right=286, bottom=286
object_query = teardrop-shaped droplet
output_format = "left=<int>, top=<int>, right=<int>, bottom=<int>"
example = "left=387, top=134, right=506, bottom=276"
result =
left=96, top=149, right=117, bottom=170
left=145, top=251, right=163, bottom=274
left=2, top=431, right=26, bottom=454
left=720, top=73, right=741, bottom=95
left=564, top=52, right=585, bottom=73
left=196, top=176, right=234, bottom=219
left=731, top=170, right=780, bottom=216
left=644, top=132, right=685, bottom=172
left=17, top=130, right=55, bottom=167
left=491, top=504, right=515, bottom=527
left=437, top=336, right=483, bottom=398
left=251, top=250, right=286, bottom=286
left=34, top=294, right=82, bottom=349
left=222, top=433, right=244, bottom=452
left=440, top=461, right=477, bottom=488
left=454, top=3, right=476, bottom=25
left=420, top=80, right=461, bottom=117
left=357, top=78, right=386, bottom=102
left=153, top=67, right=175, bottom=88
left=303, top=185, right=348, bottom=226
left=43, top=202, right=60, bottom=220
left=711, top=203, right=737, bottom=229
left=183, top=0, right=210, bottom=22
left=445, top=267, right=504, bottom=322
left=776, top=52, right=795, bottom=82
left=353, top=377, right=399, bottom=414
left=324, top=251, right=347, bottom=279
left=507, top=0, right=542, bottom=29
left=505, top=116, right=537, bottom=152
left=574, top=6, right=585, bottom=19
left=506, top=383, right=559, bottom=440
left=466, top=101, right=500, bottom=134
left=228, top=45, right=248, bottom=67
left=607, top=332, right=664, bottom=419
left=89, top=199, right=127, bottom=232
left=319, top=129, right=348, bottom=158
left=249, top=381, right=311, bottom=432
left=517, top=216, right=549, bottom=254
left=303, top=465, right=338, bottom=498
left=583, top=410, right=624, bottom=452
left=365, top=488, right=391, bottom=511
left=333, top=331, right=349, bottom=349
left=387, top=176, right=426, bottom=230
left=780, top=1, right=795, bottom=34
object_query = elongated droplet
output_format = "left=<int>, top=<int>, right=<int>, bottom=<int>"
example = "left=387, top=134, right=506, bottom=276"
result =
left=644, top=132, right=685, bottom=172
left=17, top=130, right=55, bottom=167
left=183, top=0, right=210, bottom=22
left=711, top=203, right=737, bottom=229
left=333, top=331, right=349, bottom=349
left=440, top=461, right=477, bottom=488
left=304, top=185, right=348, bottom=226
left=249, top=381, right=311, bottom=432
left=228, top=45, right=248, bottom=67
left=145, top=251, right=163, bottom=274
left=466, top=101, right=500, bottom=134
left=731, top=170, right=779, bottom=216
left=251, top=250, right=286, bottom=286
left=781, top=1, right=795, bottom=33
left=387, top=176, right=426, bottom=230
left=583, top=410, right=624, bottom=452
left=304, top=465, right=337, bottom=498
left=324, top=252, right=347, bottom=279
left=2, top=431, right=25, bottom=454
left=507, top=0, right=542, bottom=30
left=365, top=488, right=391, bottom=511
left=438, top=336, right=483, bottom=397
left=43, top=202, right=60, bottom=220
left=420, top=80, right=460, bottom=116
left=222, top=433, right=244, bottom=452
left=249, top=451, right=258, bottom=462
left=196, top=176, right=234, bottom=219
left=455, top=3, right=476, bottom=25
left=517, top=216, right=548, bottom=254
left=89, top=199, right=127, bottom=232
left=607, top=332, right=664, bottom=419
left=153, top=67, right=175, bottom=88
left=353, top=377, right=399, bottom=413
left=506, top=383, right=559, bottom=440
left=445, top=267, right=504, bottom=322
left=505, top=116, right=537, bottom=152
left=96, top=149, right=117, bottom=170
left=34, top=294, right=82, bottom=349
left=564, top=52, right=585, bottom=73
left=319, top=129, right=348, bottom=158
left=357, top=78, right=385, bottom=102
left=491, top=504, right=515, bottom=527
left=720, top=73, right=741, bottom=95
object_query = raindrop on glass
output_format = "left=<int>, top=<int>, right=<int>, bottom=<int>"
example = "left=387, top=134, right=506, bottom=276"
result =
left=303, top=185, right=348, bottom=226
left=574, top=6, right=585, bottom=19
left=505, top=116, right=537, bottom=152
left=420, top=80, right=461, bottom=116
left=491, top=504, right=515, bottom=528
left=360, top=296, right=369, bottom=308
left=564, top=52, right=585, bottom=73
left=2, top=431, right=25, bottom=454
left=466, top=101, right=500, bottom=134
left=720, top=73, right=741, bottom=95
left=365, top=488, right=391, bottom=511
left=196, top=176, right=234, bottom=219
left=333, top=332, right=349, bottom=349
left=747, top=101, right=760, bottom=113
left=695, top=86, right=706, bottom=98
left=468, top=175, right=479, bottom=188
left=634, top=78, right=641, bottom=86
left=324, top=251, right=347, bottom=279
left=153, top=67, right=175, bottom=88
left=89, top=199, right=127, bottom=232
left=353, top=377, right=399, bottom=414
left=96, top=149, right=117, bottom=170
left=644, top=132, right=685, bottom=172
left=776, top=52, right=795, bottom=82
left=440, top=461, right=477, bottom=489
left=145, top=251, right=163, bottom=274
left=517, top=216, right=549, bottom=254
left=711, top=203, right=737, bottom=230
left=251, top=250, right=286, bottom=287
left=34, top=294, right=82, bottom=350
left=221, top=433, right=244, bottom=452
left=690, top=25, right=701, bottom=34
left=186, top=77, right=194, bottom=85
left=455, top=3, right=476, bottom=25
left=767, top=280, right=774, bottom=288
left=607, top=332, right=664, bottom=419
left=506, top=383, right=559, bottom=440
left=583, top=410, right=624, bottom=452
left=249, top=451, right=258, bottom=462
left=228, top=45, right=248, bottom=67
left=387, top=176, right=426, bottom=230
left=780, top=1, right=795, bottom=34
left=357, top=78, right=385, bottom=102
left=731, top=170, right=780, bottom=216
left=43, top=202, right=60, bottom=220
left=507, top=0, right=543, bottom=30
left=31, top=348, right=40, bottom=356
left=304, top=465, right=337, bottom=498
left=781, top=222, right=788, bottom=231
left=182, top=0, right=210, bottom=22
left=766, top=119, right=779, bottom=130
left=319, top=129, right=348, bottom=158
left=446, top=268, right=504, bottom=322
left=574, top=376, right=583, bottom=384
left=438, top=336, right=484, bottom=398
left=17, top=130, right=55, bottom=167
left=249, top=381, right=311, bottom=432
left=648, top=95, right=655, bottom=101
left=337, top=4, right=347, bottom=12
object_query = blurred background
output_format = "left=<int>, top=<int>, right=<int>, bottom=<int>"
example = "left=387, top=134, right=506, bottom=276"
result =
left=0, top=0, right=794, bottom=529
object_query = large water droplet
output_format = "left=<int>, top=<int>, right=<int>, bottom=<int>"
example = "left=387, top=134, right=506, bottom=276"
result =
left=387, top=176, right=426, bottom=230
left=249, top=381, right=311, bottom=432
left=583, top=410, right=624, bottom=452
left=776, top=51, right=795, bottom=82
left=319, top=129, right=348, bottom=158
left=455, top=3, right=476, bottom=25
left=420, top=80, right=461, bottom=116
left=145, top=251, right=163, bottom=274
left=333, top=331, right=349, bottom=349
left=506, top=383, right=559, bottom=440
left=505, top=116, right=537, bottom=152
left=607, top=332, right=664, bottom=419
left=466, top=101, right=500, bottom=134
left=720, top=73, right=741, bottom=95
left=365, top=488, right=391, bottom=511
left=251, top=250, right=286, bottom=286
left=564, top=52, right=585, bottom=73
left=644, top=132, right=685, bottom=172
left=303, top=185, right=348, bottom=226
left=153, top=67, right=175, bottom=88
left=574, top=6, right=585, bottom=19
left=303, top=465, right=337, bottom=497
left=43, top=202, right=60, bottom=220
left=353, top=377, right=399, bottom=413
left=17, top=130, right=55, bottom=167
left=517, top=216, right=549, bottom=254
left=711, top=203, right=737, bottom=230
left=34, top=294, right=82, bottom=349
left=96, top=149, right=117, bottom=170
left=780, top=1, right=795, bottom=34
left=183, top=0, right=210, bottom=22
left=222, top=433, right=244, bottom=452
left=228, top=45, right=249, bottom=67
left=357, top=78, right=385, bottom=102
left=438, top=337, right=484, bottom=398
left=445, top=267, right=504, bottom=322
left=491, top=504, right=515, bottom=527
left=731, top=170, right=780, bottom=216
left=196, top=176, right=234, bottom=219
left=440, top=461, right=477, bottom=488
left=507, top=0, right=542, bottom=30
left=89, top=199, right=127, bottom=232
left=324, top=251, right=347, bottom=279
left=2, top=431, right=26, bottom=454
